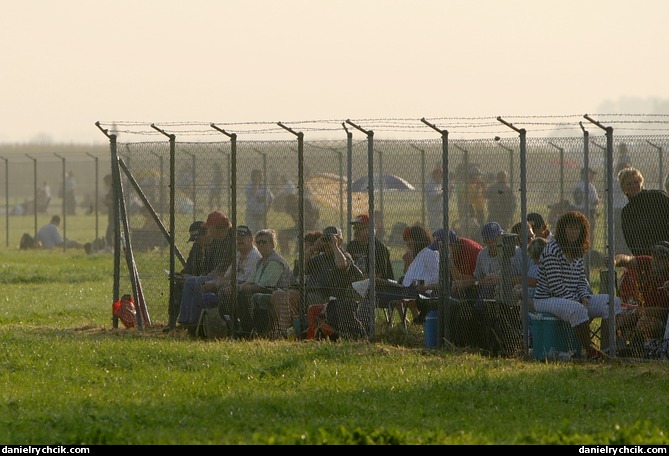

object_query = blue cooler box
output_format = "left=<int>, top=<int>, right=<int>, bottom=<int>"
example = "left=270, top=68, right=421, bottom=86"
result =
left=530, top=312, right=581, bottom=360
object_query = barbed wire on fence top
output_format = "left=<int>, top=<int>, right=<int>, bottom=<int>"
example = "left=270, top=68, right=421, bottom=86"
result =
left=95, top=114, right=669, bottom=142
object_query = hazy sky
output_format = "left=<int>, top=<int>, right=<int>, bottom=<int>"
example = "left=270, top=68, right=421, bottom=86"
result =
left=2, top=0, right=668, bottom=144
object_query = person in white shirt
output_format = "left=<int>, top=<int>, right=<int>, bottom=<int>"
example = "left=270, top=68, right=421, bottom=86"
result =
left=210, top=225, right=262, bottom=296
left=377, top=225, right=439, bottom=321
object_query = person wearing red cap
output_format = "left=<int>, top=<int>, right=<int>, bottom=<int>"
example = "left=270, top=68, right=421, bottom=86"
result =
left=346, top=214, right=394, bottom=281
left=176, top=211, right=235, bottom=333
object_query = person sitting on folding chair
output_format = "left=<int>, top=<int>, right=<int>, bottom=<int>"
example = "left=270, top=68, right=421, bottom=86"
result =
left=376, top=224, right=439, bottom=324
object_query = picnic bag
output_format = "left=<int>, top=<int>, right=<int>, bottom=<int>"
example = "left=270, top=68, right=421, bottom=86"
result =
left=195, top=307, right=232, bottom=339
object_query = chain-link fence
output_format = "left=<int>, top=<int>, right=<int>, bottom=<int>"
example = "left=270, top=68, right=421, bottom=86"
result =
left=3, top=117, right=669, bottom=360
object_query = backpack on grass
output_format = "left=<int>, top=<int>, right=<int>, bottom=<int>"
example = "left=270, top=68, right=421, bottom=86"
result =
left=20, top=233, right=36, bottom=250
left=195, top=307, right=232, bottom=340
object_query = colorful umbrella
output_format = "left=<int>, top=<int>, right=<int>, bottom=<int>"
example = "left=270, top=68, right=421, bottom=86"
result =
left=306, top=173, right=369, bottom=214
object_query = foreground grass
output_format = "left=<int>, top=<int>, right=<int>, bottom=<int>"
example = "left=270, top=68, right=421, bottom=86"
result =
left=1, top=250, right=668, bottom=444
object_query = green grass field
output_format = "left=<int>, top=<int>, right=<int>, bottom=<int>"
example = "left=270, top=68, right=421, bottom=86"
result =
left=2, top=250, right=669, bottom=445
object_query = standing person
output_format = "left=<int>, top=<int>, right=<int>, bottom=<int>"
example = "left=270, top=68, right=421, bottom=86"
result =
left=103, top=174, right=115, bottom=249
left=36, top=215, right=84, bottom=250
left=245, top=169, right=274, bottom=233
left=277, top=192, right=320, bottom=255
left=612, top=162, right=632, bottom=255
left=533, top=211, right=623, bottom=359
left=618, top=167, right=669, bottom=257
left=572, top=167, right=601, bottom=247
left=486, top=170, right=517, bottom=232
left=426, top=165, right=444, bottom=233
left=346, top=214, right=394, bottom=281
left=37, top=181, right=51, bottom=213
left=467, top=166, right=487, bottom=227
left=64, top=171, right=77, bottom=215
left=208, top=163, right=224, bottom=211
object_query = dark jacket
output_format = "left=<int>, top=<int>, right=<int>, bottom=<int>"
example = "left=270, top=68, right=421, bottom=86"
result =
left=621, top=189, right=669, bottom=256
left=346, top=238, right=395, bottom=280
left=204, top=231, right=236, bottom=276
left=305, top=251, right=363, bottom=301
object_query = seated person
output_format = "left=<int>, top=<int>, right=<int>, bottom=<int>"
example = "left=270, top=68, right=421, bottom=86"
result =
left=265, top=231, right=324, bottom=338
left=36, top=215, right=84, bottom=250
left=514, top=236, right=547, bottom=309
left=426, top=227, right=482, bottom=302
left=376, top=224, right=439, bottom=322
left=614, top=241, right=669, bottom=355
left=453, top=222, right=523, bottom=305
left=510, top=221, right=535, bottom=247
left=227, top=229, right=291, bottom=338
left=527, top=212, right=554, bottom=241
left=177, top=211, right=235, bottom=331
left=533, top=211, right=623, bottom=358
left=212, top=224, right=262, bottom=306
left=167, top=220, right=206, bottom=329
left=346, top=214, right=395, bottom=281
left=303, top=226, right=364, bottom=339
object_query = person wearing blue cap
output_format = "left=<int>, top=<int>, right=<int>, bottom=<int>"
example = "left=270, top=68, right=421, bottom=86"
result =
left=462, top=222, right=523, bottom=304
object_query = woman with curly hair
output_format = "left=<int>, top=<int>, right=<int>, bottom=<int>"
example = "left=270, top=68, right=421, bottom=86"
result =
left=533, top=211, right=623, bottom=359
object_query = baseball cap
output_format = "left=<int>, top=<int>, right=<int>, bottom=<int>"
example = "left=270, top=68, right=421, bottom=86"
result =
left=202, top=211, right=231, bottom=228
left=323, top=226, right=342, bottom=236
left=481, top=222, right=504, bottom=240
left=187, top=220, right=205, bottom=242
left=428, top=228, right=458, bottom=251
left=236, top=225, right=253, bottom=237
left=526, top=213, right=546, bottom=231
left=350, top=214, right=370, bottom=226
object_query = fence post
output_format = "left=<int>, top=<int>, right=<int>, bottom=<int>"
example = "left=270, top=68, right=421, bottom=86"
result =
left=345, top=119, right=376, bottom=341
left=497, top=116, right=530, bottom=357
left=421, top=118, right=450, bottom=348
left=583, top=114, right=617, bottom=358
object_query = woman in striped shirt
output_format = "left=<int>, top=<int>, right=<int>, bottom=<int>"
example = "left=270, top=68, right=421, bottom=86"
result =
left=534, top=211, right=622, bottom=359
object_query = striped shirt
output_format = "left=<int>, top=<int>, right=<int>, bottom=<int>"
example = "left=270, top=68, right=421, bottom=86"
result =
left=533, top=240, right=591, bottom=301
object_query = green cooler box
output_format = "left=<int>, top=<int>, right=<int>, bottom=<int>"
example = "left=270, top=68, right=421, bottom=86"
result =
left=530, top=312, right=581, bottom=360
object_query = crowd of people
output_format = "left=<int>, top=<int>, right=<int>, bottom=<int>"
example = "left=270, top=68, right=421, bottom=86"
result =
left=133, top=163, right=669, bottom=359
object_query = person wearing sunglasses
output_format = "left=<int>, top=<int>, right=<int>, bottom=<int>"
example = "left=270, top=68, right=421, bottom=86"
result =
left=233, top=229, right=292, bottom=338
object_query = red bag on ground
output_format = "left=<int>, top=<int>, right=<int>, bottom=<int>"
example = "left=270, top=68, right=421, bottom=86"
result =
left=113, top=294, right=137, bottom=328
left=306, top=303, right=336, bottom=340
